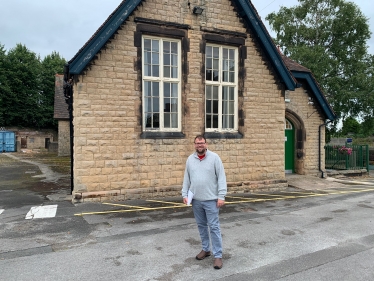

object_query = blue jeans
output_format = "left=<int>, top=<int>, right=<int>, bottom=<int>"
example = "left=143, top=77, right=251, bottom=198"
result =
left=192, top=199, right=223, bottom=258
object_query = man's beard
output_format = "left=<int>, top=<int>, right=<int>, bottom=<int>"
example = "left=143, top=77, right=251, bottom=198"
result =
left=196, top=148, right=206, bottom=155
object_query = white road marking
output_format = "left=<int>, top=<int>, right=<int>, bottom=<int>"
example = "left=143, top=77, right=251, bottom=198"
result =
left=25, top=205, right=58, bottom=220
left=0, top=209, right=4, bottom=215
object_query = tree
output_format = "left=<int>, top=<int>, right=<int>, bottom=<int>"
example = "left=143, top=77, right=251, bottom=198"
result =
left=40, top=52, right=66, bottom=128
left=266, top=0, right=373, bottom=128
left=341, top=116, right=360, bottom=136
left=0, top=44, right=10, bottom=126
left=0, top=43, right=66, bottom=129
left=3, top=44, right=42, bottom=127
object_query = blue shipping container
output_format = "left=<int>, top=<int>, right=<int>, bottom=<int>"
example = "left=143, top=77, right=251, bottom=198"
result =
left=0, top=131, right=16, bottom=152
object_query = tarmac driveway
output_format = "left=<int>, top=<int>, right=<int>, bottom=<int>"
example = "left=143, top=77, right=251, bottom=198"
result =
left=0, top=152, right=71, bottom=209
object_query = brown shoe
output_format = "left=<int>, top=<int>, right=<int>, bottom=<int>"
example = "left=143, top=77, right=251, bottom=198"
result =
left=213, top=258, right=223, bottom=269
left=196, top=250, right=211, bottom=260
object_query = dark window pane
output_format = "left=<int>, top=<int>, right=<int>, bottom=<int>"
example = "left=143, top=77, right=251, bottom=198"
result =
left=164, top=83, right=170, bottom=97
left=223, top=48, right=228, bottom=59
left=206, top=58, right=212, bottom=70
left=164, top=53, right=170, bottom=65
left=164, top=113, right=170, bottom=128
left=206, top=114, right=212, bottom=128
left=153, top=98, right=159, bottom=112
left=153, top=113, right=159, bottom=128
left=222, top=100, right=228, bottom=114
left=222, top=71, right=228, bottom=82
left=230, top=87, right=234, bottom=99
left=213, top=100, right=218, bottom=113
left=164, top=66, right=170, bottom=78
left=229, top=72, right=234, bottom=83
left=152, top=53, right=159, bottom=64
left=222, top=86, right=228, bottom=100
left=152, top=40, right=159, bottom=52
left=229, top=115, right=234, bottom=128
left=206, top=100, right=211, bottom=113
left=213, top=59, right=219, bottom=70
left=144, top=81, right=151, bottom=97
left=213, top=71, right=219, bottom=81
left=206, top=46, right=212, bottom=57
left=144, top=39, right=151, bottom=51
left=229, top=101, right=234, bottom=114
left=213, top=114, right=218, bottom=128
left=146, top=97, right=152, bottom=112
left=213, top=86, right=219, bottom=99
left=172, top=66, right=177, bottom=78
left=152, top=65, right=159, bottom=77
left=206, top=85, right=212, bottom=99
left=206, top=70, right=212, bottom=81
left=163, top=41, right=170, bottom=53
left=164, top=99, right=171, bottom=112
left=146, top=113, right=152, bottom=127
left=171, top=113, right=178, bottom=128
left=229, top=49, right=234, bottom=59
left=171, top=42, right=178, bottom=54
left=152, top=82, right=159, bottom=97
left=145, top=65, right=151, bottom=76
left=213, top=47, right=219, bottom=58
left=172, top=83, right=178, bottom=97
left=171, top=54, right=178, bottom=66
left=222, top=115, right=228, bottom=129
left=171, top=100, right=178, bottom=112
left=144, top=51, right=151, bottom=64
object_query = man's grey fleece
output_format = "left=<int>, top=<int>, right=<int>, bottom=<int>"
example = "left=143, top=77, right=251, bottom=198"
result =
left=182, top=149, right=227, bottom=201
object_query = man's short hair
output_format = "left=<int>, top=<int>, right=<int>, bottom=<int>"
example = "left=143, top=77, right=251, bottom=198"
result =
left=194, top=135, right=206, bottom=143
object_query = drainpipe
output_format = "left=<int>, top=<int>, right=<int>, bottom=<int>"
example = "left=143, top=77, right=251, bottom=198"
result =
left=63, top=64, right=74, bottom=195
left=319, top=120, right=333, bottom=178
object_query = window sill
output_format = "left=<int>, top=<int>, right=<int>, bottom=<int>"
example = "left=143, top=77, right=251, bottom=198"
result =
left=204, top=132, right=243, bottom=139
left=140, top=131, right=185, bottom=139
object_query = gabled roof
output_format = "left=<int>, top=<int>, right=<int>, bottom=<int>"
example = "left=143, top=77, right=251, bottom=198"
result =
left=68, top=0, right=297, bottom=90
left=282, top=55, right=336, bottom=121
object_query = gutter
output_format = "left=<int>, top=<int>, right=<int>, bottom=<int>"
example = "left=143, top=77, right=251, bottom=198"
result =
left=63, top=64, right=74, bottom=194
left=319, top=120, right=333, bottom=178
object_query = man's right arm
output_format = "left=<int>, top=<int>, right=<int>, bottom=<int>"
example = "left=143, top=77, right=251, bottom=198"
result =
left=181, top=158, right=190, bottom=200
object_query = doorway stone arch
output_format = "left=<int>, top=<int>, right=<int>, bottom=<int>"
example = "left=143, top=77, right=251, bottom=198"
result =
left=285, top=109, right=306, bottom=175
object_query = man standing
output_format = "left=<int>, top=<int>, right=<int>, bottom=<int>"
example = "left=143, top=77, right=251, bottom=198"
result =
left=182, top=135, right=227, bottom=269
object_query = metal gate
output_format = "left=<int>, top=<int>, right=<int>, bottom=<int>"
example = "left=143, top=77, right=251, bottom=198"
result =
left=0, top=131, right=16, bottom=152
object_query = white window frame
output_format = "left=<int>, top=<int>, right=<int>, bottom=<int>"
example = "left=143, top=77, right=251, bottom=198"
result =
left=142, top=36, right=182, bottom=132
left=205, top=44, right=238, bottom=132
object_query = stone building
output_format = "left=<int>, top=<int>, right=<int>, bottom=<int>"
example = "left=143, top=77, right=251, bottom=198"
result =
left=64, top=0, right=336, bottom=202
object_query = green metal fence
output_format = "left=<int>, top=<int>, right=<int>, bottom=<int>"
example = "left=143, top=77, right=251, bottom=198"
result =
left=325, top=144, right=369, bottom=171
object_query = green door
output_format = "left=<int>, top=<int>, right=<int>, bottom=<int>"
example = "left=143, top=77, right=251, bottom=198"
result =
left=285, top=119, right=294, bottom=173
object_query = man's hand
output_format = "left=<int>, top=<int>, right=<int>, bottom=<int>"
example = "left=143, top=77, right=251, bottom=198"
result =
left=183, top=197, right=188, bottom=205
left=217, top=199, right=225, bottom=208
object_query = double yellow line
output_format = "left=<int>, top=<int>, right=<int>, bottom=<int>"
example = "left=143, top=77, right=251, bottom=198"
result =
left=74, top=187, right=374, bottom=216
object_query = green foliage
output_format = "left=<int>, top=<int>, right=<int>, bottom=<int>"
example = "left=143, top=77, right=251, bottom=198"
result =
left=0, top=44, right=9, bottom=126
left=341, top=117, right=360, bottom=136
left=266, top=0, right=374, bottom=123
left=40, top=52, right=66, bottom=128
left=0, top=44, right=65, bottom=129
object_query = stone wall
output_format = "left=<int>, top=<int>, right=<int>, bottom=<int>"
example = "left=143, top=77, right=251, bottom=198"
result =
left=58, top=120, right=71, bottom=156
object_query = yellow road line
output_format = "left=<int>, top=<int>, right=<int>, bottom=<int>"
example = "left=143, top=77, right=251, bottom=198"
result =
left=75, top=187, right=374, bottom=216
left=102, top=202, right=147, bottom=209
left=146, top=199, right=185, bottom=206
left=324, top=188, right=374, bottom=195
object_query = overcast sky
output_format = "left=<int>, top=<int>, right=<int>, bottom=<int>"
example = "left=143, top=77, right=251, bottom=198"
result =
left=1, top=0, right=373, bottom=61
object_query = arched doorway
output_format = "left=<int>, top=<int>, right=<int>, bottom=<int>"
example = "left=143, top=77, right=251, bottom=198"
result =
left=285, top=118, right=294, bottom=173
